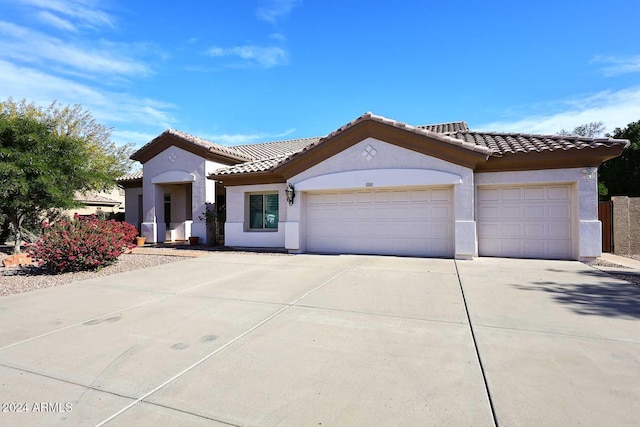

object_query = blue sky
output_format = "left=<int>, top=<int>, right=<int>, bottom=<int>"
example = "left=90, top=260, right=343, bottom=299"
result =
left=1, top=0, right=639, bottom=148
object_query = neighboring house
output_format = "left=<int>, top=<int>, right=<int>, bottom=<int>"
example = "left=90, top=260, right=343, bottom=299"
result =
left=118, top=112, right=628, bottom=260
left=71, top=188, right=125, bottom=217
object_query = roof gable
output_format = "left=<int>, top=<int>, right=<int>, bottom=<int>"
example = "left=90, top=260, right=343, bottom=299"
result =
left=130, top=129, right=253, bottom=164
left=274, top=113, right=491, bottom=178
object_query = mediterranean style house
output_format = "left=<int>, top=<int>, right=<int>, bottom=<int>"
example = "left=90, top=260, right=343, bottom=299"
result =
left=117, top=112, right=628, bottom=260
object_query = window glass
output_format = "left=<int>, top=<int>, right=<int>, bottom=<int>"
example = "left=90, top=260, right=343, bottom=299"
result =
left=248, top=193, right=278, bottom=230
left=264, top=194, right=279, bottom=229
left=249, top=194, right=264, bottom=229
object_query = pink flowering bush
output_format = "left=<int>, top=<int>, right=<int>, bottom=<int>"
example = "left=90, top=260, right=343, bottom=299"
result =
left=27, top=215, right=138, bottom=274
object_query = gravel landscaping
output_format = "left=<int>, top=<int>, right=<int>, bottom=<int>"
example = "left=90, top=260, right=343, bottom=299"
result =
left=0, top=253, right=186, bottom=297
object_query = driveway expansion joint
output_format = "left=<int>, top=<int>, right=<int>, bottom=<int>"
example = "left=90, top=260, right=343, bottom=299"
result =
left=454, top=260, right=499, bottom=427
left=474, top=323, right=640, bottom=345
left=0, top=362, right=138, bottom=402
left=292, top=303, right=469, bottom=326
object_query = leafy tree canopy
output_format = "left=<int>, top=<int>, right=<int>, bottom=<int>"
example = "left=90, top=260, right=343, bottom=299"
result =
left=599, top=121, right=640, bottom=197
left=557, top=121, right=605, bottom=138
left=0, top=99, right=134, bottom=252
left=0, top=98, right=135, bottom=190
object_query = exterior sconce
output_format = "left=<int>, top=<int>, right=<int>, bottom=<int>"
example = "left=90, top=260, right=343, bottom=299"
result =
left=582, top=167, right=597, bottom=181
left=285, top=183, right=295, bottom=206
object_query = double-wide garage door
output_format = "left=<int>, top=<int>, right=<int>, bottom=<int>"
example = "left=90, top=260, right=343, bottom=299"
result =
left=305, top=187, right=453, bottom=257
left=477, top=184, right=573, bottom=259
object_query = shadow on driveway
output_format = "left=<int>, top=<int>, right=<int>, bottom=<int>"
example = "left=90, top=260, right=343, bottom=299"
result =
left=512, top=268, right=640, bottom=319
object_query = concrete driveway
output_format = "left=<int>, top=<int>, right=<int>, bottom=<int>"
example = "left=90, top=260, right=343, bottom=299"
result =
left=0, top=254, right=638, bottom=426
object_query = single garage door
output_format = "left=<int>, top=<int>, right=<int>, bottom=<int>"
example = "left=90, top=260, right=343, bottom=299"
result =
left=305, top=187, right=453, bottom=257
left=477, top=184, right=573, bottom=259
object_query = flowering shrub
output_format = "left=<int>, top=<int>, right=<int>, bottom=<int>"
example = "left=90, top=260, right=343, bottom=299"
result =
left=27, top=215, right=138, bottom=273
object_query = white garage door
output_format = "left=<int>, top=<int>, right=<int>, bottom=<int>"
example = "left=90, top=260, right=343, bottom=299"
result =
left=477, top=185, right=573, bottom=259
left=305, top=187, right=453, bottom=257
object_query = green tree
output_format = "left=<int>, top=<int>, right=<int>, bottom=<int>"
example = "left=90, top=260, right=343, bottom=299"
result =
left=599, top=121, right=640, bottom=197
left=0, top=114, right=119, bottom=253
left=0, top=98, right=135, bottom=190
left=558, top=121, right=605, bottom=138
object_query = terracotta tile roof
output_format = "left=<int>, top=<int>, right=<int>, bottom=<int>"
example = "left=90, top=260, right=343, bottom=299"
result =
left=447, top=131, right=628, bottom=156
left=131, top=129, right=253, bottom=163
left=318, top=113, right=491, bottom=155
left=131, top=113, right=630, bottom=179
left=232, top=137, right=322, bottom=159
left=117, top=171, right=143, bottom=182
left=213, top=113, right=492, bottom=176
left=214, top=155, right=288, bottom=176
left=75, top=193, right=120, bottom=205
left=168, top=129, right=255, bottom=161
left=418, top=121, right=469, bottom=133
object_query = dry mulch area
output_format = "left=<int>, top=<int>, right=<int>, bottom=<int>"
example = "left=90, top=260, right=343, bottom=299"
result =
left=0, top=245, right=290, bottom=297
left=585, top=255, right=640, bottom=286
left=0, top=253, right=186, bottom=297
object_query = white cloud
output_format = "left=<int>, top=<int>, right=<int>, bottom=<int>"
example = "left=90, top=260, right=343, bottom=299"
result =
left=592, top=55, right=640, bottom=77
left=476, top=87, right=640, bottom=135
left=0, top=21, right=150, bottom=79
left=256, top=0, right=302, bottom=24
left=37, top=10, right=77, bottom=31
left=206, top=45, right=288, bottom=68
left=16, top=0, right=114, bottom=30
left=270, top=32, right=286, bottom=41
left=0, top=60, right=176, bottom=141
left=203, top=128, right=296, bottom=145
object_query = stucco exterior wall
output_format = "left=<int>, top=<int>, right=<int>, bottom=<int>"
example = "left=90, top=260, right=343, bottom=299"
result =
left=225, top=183, right=287, bottom=247
left=124, top=186, right=143, bottom=231
left=475, top=168, right=600, bottom=259
left=612, top=196, right=640, bottom=255
left=141, top=146, right=226, bottom=243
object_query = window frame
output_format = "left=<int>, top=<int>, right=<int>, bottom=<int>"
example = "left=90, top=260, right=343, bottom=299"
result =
left=246, top=191, right=280, bottom=232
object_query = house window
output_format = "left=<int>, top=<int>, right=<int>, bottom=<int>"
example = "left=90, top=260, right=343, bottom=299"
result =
left=164, top=193, right=171, bottom=228
left=248, top=193, right=279, bottom=230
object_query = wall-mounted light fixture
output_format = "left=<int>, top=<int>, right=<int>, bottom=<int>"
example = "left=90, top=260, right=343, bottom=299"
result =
left=582, top=167, right=597, bottom=181
left=285, top=183, right=295, bottom=206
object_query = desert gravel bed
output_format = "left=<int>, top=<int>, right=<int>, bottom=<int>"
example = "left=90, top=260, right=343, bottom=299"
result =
left=0, top=254, right=186, bottom=297
left=585, top=257, right=640, bottom=286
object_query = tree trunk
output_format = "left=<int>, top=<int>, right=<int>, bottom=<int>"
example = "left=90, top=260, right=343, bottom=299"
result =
left=11, top=214, right=24, bottom=254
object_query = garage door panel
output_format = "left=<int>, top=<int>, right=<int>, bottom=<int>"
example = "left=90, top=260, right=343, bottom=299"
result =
left=502, top=188, right=522, bottom=200
left=548, top=223, right=571, bottom=238
left=524, top=223, right=545, bottom=237
left=524, top=205, right=545, bottom=218
left=548, top=205, right=570, bottom=218
left=524, top=187, right=545, bottom=200
left=430, top=188, right=450, bottom=202
left=411, top=190, right=430, bottom=202
left=502, top=224, right=522, bottom=237
left=548, top=186, right=570, bottom=199
left=478, top=206, right=500, bottom=220
left=502, top=206, right=522, bottom=218
left=549, top=241, right=572, bottom=256
left=306, top=187, right=453, bottom=257
left=478, top=185, right=573, bottom=259
left=430, top=206, right=449, bottom=220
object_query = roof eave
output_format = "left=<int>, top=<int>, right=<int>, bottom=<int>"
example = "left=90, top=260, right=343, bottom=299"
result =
left=208, top=171, right=286, bottom=186
left=476, top=144, right=628, bottom=172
